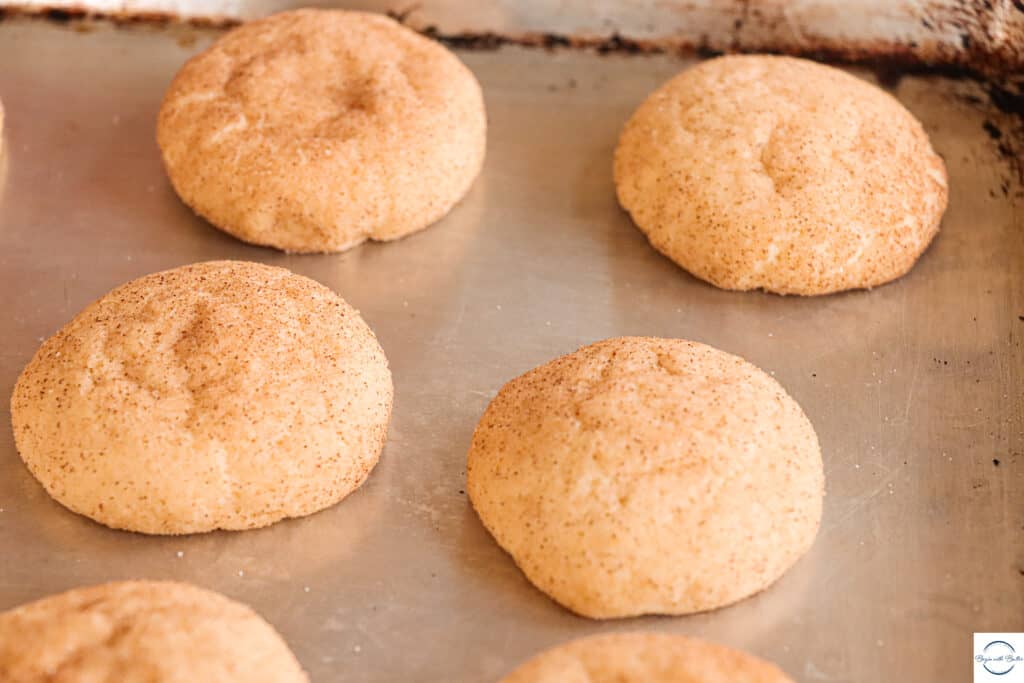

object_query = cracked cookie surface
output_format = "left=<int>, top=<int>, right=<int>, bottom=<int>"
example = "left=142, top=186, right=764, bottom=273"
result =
left=614, top=55, right=948, bottom=295
left=466, top=337, right=823, bottom=618
left=158, top=8, right=486, bottom=253
left=501, top=632, right=793, bottom=683
left=0, top=581, right=308, bottom=682
left=10, top=260, right=393, bottom=534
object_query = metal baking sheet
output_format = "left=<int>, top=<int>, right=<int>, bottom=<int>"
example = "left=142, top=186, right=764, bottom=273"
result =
left=0, top=16, right=1021, bottom=683
left=3, top=0, right=1024, bottom=73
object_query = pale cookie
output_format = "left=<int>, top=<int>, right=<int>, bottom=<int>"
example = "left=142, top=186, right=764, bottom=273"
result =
left=158, top=9, right=486, bottom=253
left=0, top=581, right=308, bottom=682
left=467, top=337, right=823, bottom=618
left=11, top=260, right=393, bottom=534
left=501, top=632, right=794, bottom=683
left=614, top=55, right=948, bottom=295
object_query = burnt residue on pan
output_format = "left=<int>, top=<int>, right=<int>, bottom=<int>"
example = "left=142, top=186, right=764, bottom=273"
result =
left=0, top=4, right=239, bottom=28
left=983, top=78, right=1024, bottom=184
left=403, top=1, right=1024, bottom=76
left=419, top=27, right=666, bottom=55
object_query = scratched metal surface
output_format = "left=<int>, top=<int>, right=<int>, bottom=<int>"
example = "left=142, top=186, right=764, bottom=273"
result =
left=0, top=18, right=1021, bottom=683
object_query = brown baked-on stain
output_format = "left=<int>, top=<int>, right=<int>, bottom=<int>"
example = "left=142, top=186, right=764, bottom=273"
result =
left=0, top=3, right=240, bottom=28
left=978, top=78, right=1024, bottom=183
left=989, top=80, right=1024, bottom=119
left=414, top=25, right=662, bottom=54
left=984, top=120, right=1005, bottom=140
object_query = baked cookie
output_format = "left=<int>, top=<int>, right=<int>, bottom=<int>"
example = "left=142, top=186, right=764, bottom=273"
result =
left=11, top=260, right=393, bottom=534
left=614, top=55, right=948, bottom=295
left=0, top=581, right=308, bottom=682
left=158, top=9, right=486, bottom=253
left=501, top=632, right=793, bottom=683
left=467, top=337, right=823, bottom=618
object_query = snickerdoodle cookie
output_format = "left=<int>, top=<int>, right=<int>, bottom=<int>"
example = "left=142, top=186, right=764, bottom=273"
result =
left=158, top=9, right=486, bottom=253
left=501, top=632, right=793, bottom=683
left=467, top=337, right=823, bottom=618
left=11, top=261, right=392, bottom=534
left=0, top=581, right=308, bottom=682
left=614, top=55, right=948, bottom=295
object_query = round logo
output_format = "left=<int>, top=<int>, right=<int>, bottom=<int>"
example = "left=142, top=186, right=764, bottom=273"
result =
left=982, top=641, right=1017, bottom=676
